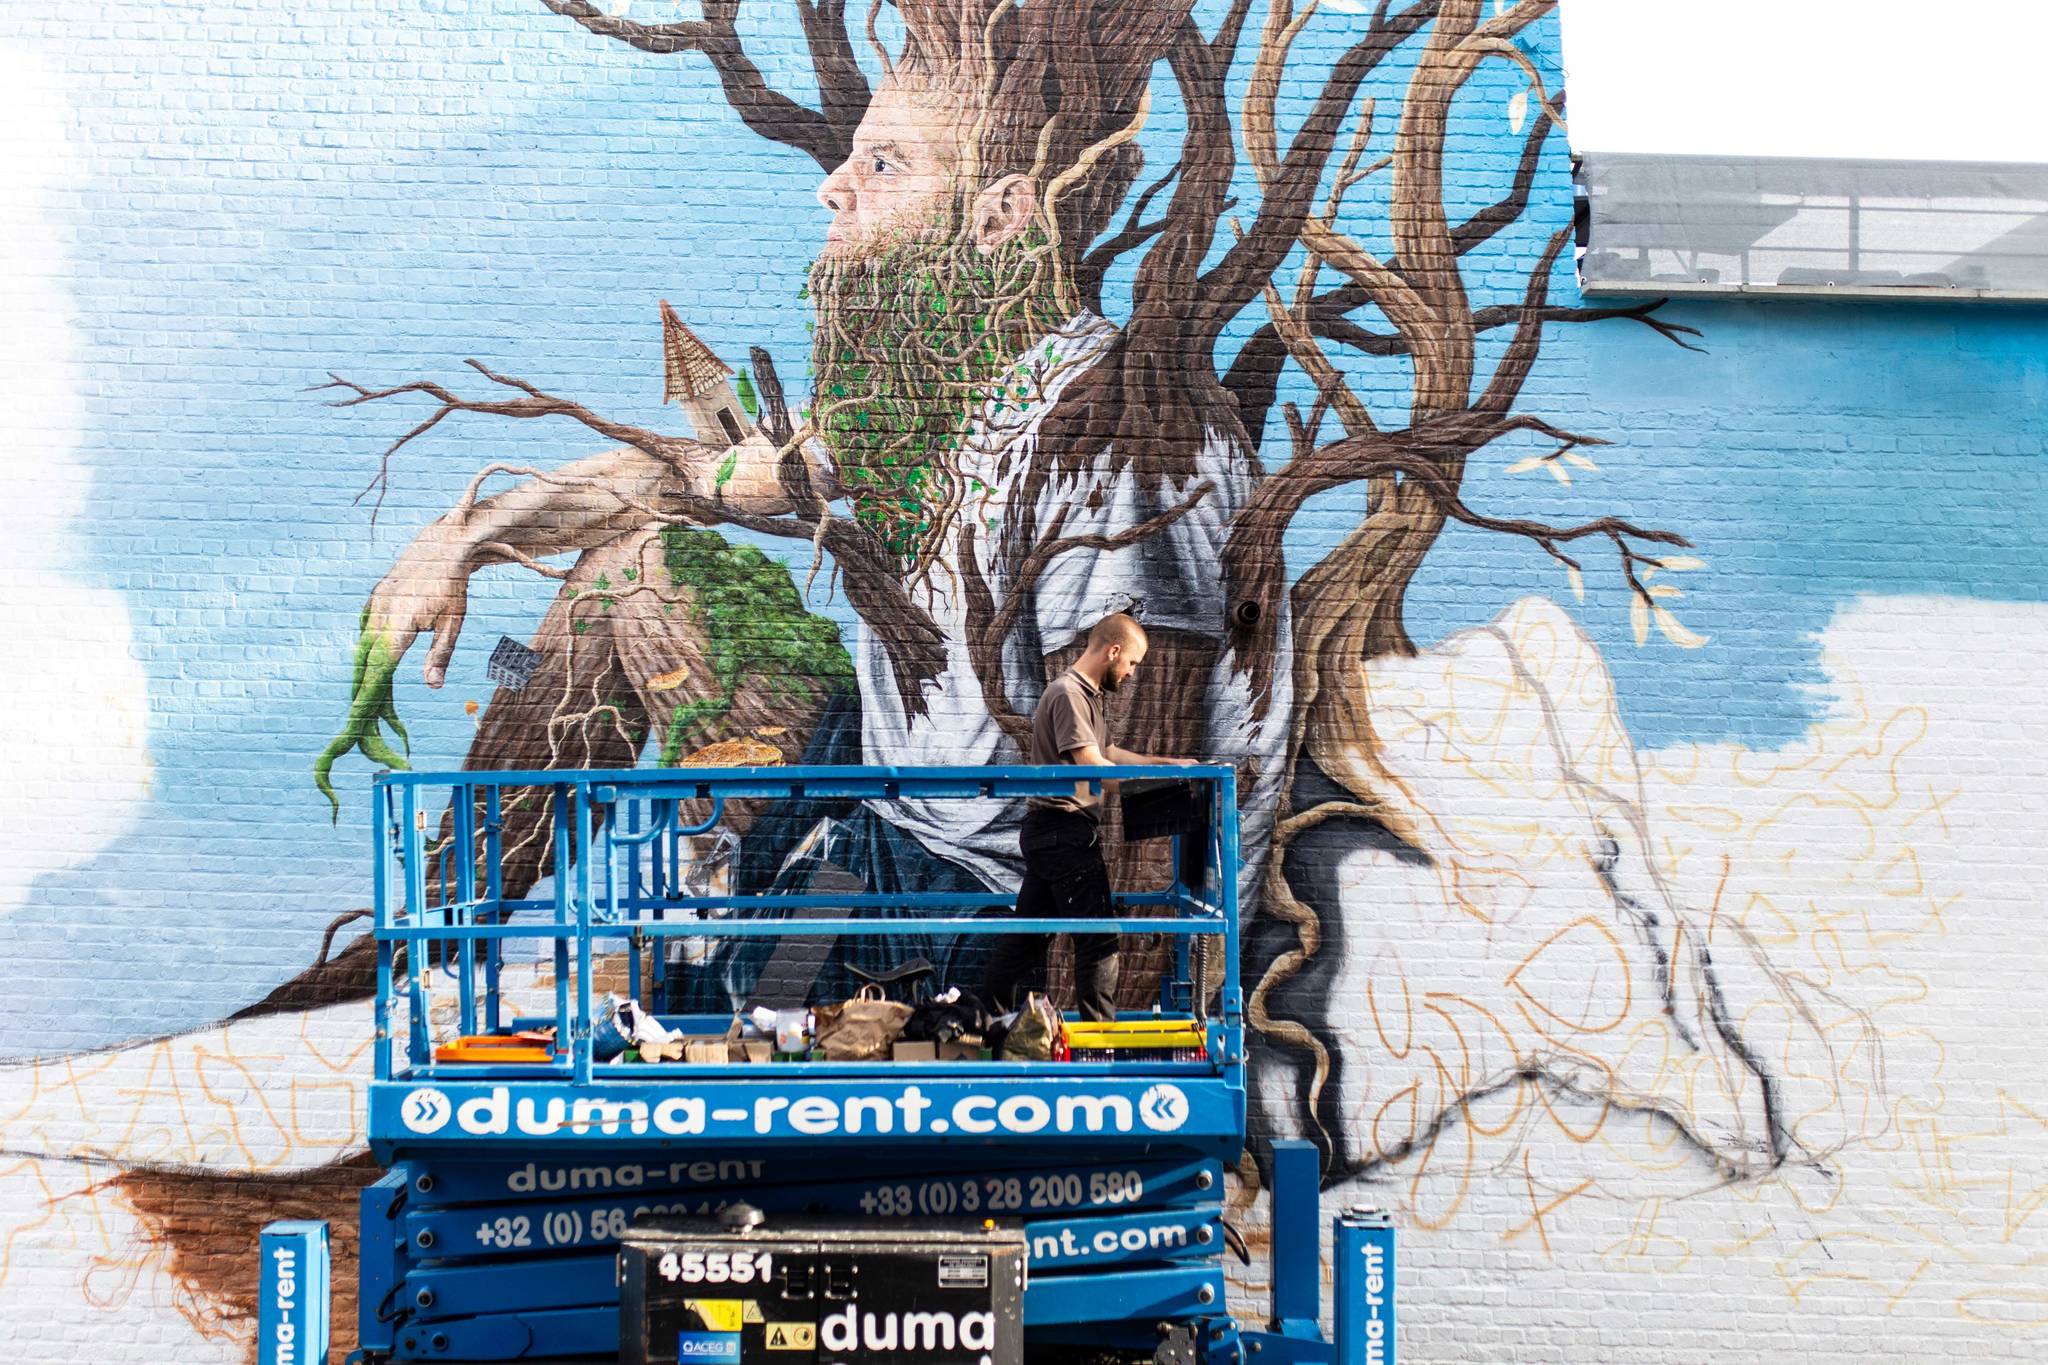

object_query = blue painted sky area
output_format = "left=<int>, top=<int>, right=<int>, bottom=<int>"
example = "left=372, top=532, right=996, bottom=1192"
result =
left=2, top=0, right=2043, bottom=1054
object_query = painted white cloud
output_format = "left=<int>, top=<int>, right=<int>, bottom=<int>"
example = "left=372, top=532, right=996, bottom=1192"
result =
left=0, top=44, right=152, bottom=915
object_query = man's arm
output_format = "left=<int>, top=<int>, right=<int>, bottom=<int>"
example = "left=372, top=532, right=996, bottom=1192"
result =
left=1062, top=743, right=1194, bottom=802
left=1101, top=744, right=1196, bottom=767
left=369, top=433, right=802, bottom=688
left=318, top=430, right=806, bottom=809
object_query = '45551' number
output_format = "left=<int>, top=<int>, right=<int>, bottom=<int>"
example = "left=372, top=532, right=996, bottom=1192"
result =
left=657, top=1249, right=774, bottom=1285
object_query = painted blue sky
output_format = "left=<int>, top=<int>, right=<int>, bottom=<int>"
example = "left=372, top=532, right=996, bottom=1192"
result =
left=2, top=0, right=2043, bottom=1052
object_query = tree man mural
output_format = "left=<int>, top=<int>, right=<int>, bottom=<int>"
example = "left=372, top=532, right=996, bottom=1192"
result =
left=318, top=0, right=1866, bottom=1200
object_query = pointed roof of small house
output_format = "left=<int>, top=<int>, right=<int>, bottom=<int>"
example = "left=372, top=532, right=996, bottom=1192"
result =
left=660, top=300, right=733, bottom=403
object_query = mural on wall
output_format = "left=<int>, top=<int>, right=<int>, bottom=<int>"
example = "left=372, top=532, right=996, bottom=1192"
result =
left=315, top=0, right=1833, bottom=1194
left=3, top=1, right=2044, bottom=1360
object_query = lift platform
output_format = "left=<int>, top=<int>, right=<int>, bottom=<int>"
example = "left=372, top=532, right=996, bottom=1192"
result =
left=337, top=764, right=1391, bottom=1365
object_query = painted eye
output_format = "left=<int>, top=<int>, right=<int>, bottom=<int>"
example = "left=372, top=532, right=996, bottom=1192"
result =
left=872, top=157, right=890, bottom=175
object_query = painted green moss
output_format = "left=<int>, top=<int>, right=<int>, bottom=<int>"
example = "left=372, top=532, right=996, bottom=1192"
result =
left=656, top=528, right=852, bottom=764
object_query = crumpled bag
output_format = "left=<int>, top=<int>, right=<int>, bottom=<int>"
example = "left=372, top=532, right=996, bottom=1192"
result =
left=812, top=985, right=914, bottom=1061
left=997, top=992, right=1061, bottom=1061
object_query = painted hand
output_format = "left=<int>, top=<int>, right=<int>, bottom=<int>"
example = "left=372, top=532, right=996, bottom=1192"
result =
left=314, top=527, right=473, bottom=815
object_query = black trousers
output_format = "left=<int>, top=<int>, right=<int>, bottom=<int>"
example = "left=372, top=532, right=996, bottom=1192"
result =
left=984, top=806, right=1119, bottom=1022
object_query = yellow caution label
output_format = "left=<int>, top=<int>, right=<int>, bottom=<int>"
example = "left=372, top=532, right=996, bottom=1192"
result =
left=764, top=1322, right=817, bottom=1350
left=742, top=1301, right=765, bottom=1324
left=683, top=1300, right=744, bottom=1333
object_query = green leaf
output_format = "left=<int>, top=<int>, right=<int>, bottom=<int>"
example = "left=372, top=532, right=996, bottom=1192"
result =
left=735, top=370, right=759, bottom=419
left=715, top=446, right=739, bottom=488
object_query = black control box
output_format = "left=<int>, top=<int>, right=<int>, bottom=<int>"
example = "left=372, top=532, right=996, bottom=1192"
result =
left=618, top=1214, right=1026, bottom=1365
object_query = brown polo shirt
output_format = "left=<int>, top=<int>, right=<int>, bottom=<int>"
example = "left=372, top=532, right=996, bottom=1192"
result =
left=1027, top=667, right=1110, bottom=820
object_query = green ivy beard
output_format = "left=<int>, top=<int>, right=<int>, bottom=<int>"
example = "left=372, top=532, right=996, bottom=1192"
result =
left=807, top=225, right=1068, bottom=570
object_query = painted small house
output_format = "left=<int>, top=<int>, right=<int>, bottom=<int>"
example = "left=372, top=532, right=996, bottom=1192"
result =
left=660, top=300, right=752, bottom=445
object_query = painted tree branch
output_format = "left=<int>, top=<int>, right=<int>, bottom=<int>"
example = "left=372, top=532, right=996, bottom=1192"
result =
left=1191, top=0, right=1440, bottom=347
left=1224, top=298, right=1700, bottom=450
left=324, top=362, right=951, bottom=712
left=537, top=0, right=864, bottom=170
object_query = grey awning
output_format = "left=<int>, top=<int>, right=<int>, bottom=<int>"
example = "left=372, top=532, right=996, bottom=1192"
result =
left=1575, top=151, right=2048, bottom=300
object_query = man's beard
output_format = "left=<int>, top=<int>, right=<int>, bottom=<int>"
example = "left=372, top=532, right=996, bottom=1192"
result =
left=808, top=223, right=1067, bottom=571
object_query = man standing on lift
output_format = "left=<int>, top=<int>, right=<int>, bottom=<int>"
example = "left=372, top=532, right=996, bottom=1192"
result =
left=985, top=613, right=1193, bottom=1021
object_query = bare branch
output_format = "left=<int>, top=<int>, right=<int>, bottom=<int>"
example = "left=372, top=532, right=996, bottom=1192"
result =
left=317, top=360, right=698, bottom=523
left=537, top=0, right=861, bottom=169
left=1469, top=0, right=1556, bottom=45
left=476, top=540, right=572, bottom=580
left=1476, top=225, right=1572, bottom=414
left=794, top=0, right=872, bottom=141
left=1194, top=0, right=1440, bottom=343
left=1078, top=162, right=1186, bottom=309
left=1211, top=0, right=1258, bottom=59
left=1254, top=263, right=1377, bottom=437
left=1461, top=36, right=1565, bottom=130
left=1223, top=294, right=1700, bottom=451
left=1452, top=92, right=1560, bottom=254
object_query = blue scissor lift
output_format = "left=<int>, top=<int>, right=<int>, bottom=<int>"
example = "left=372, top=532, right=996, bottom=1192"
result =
left=350, top=765, right=1391, bottom=1364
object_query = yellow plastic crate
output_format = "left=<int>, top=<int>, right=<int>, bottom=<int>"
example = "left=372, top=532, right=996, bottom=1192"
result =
left=1061, top=1019, right=1208, bottom=1062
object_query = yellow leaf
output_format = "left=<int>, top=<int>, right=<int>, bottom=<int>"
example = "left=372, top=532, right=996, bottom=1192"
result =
left=1546, top=460, right=1572, bottom=486
left=1640, top=564, right=1659, bottom=581
left=1654, top=606, right=1708, bottom=649
left=1565, top=564, right=1585, bottom=603
left=1647, top=584, right=1683, bottom=599
left=1561, top=450, right=1599, bottom=472
left=1508, top=89, right=1530, bottom=135
left=1505, top=455, right=1546, bottom=475
left=1657, top=556, right=1706, bottom=572
left=648, top=668, right=689, bottom=692
left=1630, top=594, right=1650, bottom=647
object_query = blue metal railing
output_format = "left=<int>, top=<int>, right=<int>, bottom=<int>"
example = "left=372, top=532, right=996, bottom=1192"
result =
left=370, top=765, right=1241, bottom=1091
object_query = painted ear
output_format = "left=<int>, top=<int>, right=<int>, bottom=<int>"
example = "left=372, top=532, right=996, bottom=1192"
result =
left=971, top=173, right=1039, bottom=253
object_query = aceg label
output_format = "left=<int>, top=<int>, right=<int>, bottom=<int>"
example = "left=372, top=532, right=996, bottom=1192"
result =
left=675, top=1331, right=740, bottom=1363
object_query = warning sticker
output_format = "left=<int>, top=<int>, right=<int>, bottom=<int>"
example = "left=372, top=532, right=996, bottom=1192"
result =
left=764, top=1322, right=817, bottom=1351
left=683, top=1300, right=744, bottom=1333
left=937, top=1254, right=989, bottom=1289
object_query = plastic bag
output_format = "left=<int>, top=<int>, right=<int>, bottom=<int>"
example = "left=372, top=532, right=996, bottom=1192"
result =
left=997, top=992, right=1061, bottom=1061
left=812, top=984, right=914, bottom=1061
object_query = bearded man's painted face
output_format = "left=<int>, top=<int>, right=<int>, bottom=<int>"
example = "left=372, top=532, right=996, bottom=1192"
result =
left=815, top=80, right=964, bottom=262
left=807, top=79, right=1065, bottom=570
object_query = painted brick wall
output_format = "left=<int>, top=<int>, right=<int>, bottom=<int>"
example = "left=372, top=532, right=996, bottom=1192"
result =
left=1, top=2, right=2044, bottom=1362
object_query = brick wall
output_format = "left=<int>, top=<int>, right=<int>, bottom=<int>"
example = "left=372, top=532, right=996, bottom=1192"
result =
left=1, top=2, right=2043, bottom=1361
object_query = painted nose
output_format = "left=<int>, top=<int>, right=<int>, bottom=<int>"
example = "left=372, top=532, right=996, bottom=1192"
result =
left=817, top=163, right=855, bottom=216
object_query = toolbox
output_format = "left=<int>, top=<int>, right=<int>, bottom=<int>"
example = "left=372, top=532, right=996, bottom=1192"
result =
left=1117, top=777, right=1211, bottom=886
left=619, top=1210, right=1026, bottom=1365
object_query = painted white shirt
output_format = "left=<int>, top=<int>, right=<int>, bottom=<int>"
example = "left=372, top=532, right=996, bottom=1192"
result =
left=836, top=312, right=1289, bottom=903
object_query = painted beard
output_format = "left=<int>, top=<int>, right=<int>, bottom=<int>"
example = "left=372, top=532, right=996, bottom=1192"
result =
left=807, top=222, right=1066, bottom=571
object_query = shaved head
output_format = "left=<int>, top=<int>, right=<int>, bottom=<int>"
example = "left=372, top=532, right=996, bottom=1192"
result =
left=1087, top=613, right=1147, bottom=652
